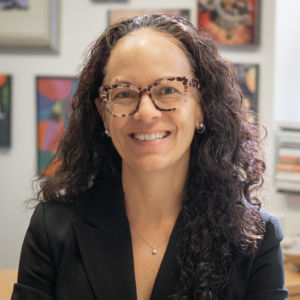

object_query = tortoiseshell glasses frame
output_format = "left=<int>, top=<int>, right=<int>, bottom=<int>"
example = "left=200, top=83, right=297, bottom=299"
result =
left=98, top=76, right=201, bottom=117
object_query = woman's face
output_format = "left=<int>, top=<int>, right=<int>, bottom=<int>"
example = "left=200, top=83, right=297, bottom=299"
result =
left=96, top=29, right=203, bottom=173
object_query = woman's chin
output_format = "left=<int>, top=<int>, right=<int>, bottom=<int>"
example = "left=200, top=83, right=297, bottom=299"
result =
left=123, top=157, right=171, bottom=174
left=122, top=152, right=190, bottom=174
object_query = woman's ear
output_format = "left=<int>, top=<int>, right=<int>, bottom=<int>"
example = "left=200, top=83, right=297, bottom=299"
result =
left=196, top=106, right=203, bottom=124
left=195, top=100, right=204, bottom=128
left=193, top=88, right=204, bottom=125
left=95, top=98, right=108, bottom=128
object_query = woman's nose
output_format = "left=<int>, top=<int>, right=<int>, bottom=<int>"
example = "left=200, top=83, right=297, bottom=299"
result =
left=132, top=94, right=162, bottom=122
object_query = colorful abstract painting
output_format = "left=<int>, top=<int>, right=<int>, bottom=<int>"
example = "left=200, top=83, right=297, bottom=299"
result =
left=233, top=63, right=259, bottom=119
left=0, top=0, right=29, bottom=9
left=37, top=77, right=78, bottom=173
left=197, top=0, right=259, bottom=45
left=0, top=74, right=11, bottom=147
left=108, top=9, right=190, bottom=25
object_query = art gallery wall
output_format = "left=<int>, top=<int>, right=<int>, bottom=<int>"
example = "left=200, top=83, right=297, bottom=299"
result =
left=0, top=0, right=299, bottom=269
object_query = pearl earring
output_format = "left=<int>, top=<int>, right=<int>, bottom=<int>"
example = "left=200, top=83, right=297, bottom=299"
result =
left=196, top=123, right=205, bottom=134
left=104, top=129, right=110, bottom=137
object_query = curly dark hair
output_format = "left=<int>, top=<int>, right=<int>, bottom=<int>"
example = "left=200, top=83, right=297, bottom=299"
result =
left=38, top=14, right=266, bottom=300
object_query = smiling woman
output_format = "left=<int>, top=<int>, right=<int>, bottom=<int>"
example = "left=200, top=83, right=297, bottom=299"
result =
left=11, top=14, right=287, bottom=300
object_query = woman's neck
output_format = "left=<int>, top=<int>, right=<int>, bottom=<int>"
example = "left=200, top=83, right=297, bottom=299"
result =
left=122, top=162, right=188, bottom=227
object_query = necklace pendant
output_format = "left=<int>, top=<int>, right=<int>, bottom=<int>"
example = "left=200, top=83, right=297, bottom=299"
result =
left=152, top=248, right=157, bottom=255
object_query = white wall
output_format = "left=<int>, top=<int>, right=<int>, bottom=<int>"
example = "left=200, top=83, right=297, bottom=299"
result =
left=274, top=0, right=300, bottom=123
left=0, top=0, right=299, bottom=269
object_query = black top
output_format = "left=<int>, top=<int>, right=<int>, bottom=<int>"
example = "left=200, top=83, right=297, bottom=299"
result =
left=11, top=178, right=288, bottom=300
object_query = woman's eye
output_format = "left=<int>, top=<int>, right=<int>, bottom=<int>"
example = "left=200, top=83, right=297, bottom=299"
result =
left=116, top=91, right=132, bottom=98
left=111, top=89, right=137, bottom=101
left=161, top=86, right=177, bottom=95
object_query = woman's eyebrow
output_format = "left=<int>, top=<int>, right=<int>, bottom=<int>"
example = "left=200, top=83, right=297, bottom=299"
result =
left=102, top=77, right=133, bottom=86
left=106, top=75, right=182, bottom=86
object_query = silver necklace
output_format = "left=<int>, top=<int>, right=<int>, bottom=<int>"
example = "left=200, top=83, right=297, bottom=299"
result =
left=132, top=227, right=171, bottom=255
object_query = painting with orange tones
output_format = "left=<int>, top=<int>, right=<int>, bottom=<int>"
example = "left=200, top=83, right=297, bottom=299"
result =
left=233, top=63, right=258, bottom=119
left=37, top=77, right=78, bottom=173
left=197, top=0, right=259, bottom=46
left=0, top=74, right=11, bottom=147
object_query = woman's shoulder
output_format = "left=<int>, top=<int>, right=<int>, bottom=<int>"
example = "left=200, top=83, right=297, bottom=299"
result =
left=33, top=180, right=103, bottom=221
left=28, top=201, right=82, bottom=245
left=33, top=200, right=84, bottom=225
left=260, top=210, right=283, bottom=238
left=256, top=209, right=284, bottom=255
left=28, top=187, right=97, bottom=243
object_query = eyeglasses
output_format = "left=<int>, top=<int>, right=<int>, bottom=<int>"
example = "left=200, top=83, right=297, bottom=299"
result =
left=99, top=76, right=201, bottom=117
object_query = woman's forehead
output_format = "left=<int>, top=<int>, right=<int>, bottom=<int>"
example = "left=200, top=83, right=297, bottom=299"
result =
left=104, top=28, right=193, bottom=84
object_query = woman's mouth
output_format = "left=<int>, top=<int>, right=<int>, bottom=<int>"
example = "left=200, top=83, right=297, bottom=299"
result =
left=131, top=131, right=170, bottom=141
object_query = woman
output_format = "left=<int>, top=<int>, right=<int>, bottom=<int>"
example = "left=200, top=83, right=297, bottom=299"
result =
left=12, top=14, right=287, bottom=300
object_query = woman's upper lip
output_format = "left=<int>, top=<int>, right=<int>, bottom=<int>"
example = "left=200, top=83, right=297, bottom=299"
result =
left=130, top=130, right=171, bottom=135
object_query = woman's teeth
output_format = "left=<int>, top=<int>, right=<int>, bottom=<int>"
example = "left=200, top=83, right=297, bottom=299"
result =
left=133, top=132, right=168, bottom=141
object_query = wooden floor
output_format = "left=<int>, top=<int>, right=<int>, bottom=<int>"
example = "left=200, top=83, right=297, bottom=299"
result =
left=0, top=269, right=17, bottom=300
left=285, top=264, right=300, bottom=299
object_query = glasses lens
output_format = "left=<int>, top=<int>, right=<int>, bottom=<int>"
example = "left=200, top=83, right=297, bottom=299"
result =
left=151, top=80, right=185, bottom=109
left=107, top=86, right=139, bottom=115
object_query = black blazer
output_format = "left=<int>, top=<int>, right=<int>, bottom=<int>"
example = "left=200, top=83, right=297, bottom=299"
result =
left=11, top=179, right=288, bottom=300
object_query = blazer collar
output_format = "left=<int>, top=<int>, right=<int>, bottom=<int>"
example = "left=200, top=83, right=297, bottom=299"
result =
left=73, top=176, right=183, bottom=300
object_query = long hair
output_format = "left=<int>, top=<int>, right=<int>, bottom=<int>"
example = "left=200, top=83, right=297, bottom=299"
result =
left=37, top=14, right=265, bottom=299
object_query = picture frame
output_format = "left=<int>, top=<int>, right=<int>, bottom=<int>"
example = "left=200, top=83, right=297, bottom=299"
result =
left=37, top=76, right=78, bottom=174
left=0, top=74, right=12, bottom=147
left=92, top=0, right=128, bottom=2
left=0, top=0, right=59, bottom=52
left=233, top=63, right=259, bottom=119
left=197, top=0, right=260, bottom=46
left=108, top=9, right=191, bottom=25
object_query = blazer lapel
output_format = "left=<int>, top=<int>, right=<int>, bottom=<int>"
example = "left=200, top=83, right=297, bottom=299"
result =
left=73, top=177, right=137, bottom=300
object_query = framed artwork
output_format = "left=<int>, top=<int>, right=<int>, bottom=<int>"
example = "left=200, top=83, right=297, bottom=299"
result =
left=197, top=0, right=260, bottom=46
left=37, top=77, right=78, bottom=174
left=108, top=9, right=190, bottom=25
left=233, top=63, right=258, bottom=119
left=0, top=74, right=11, bottom=147
left=92, top=0, right=128, bottom=2
left=0, top=0, right=59, bottom=51
left=0, top=0, right=29, bottom=9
